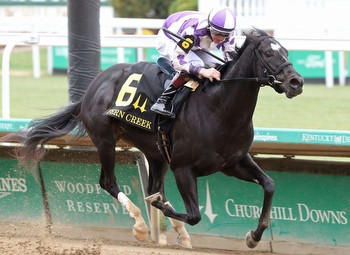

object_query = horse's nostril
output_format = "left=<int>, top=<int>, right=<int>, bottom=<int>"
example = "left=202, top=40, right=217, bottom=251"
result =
left=290, top=78, right=303, bottom=89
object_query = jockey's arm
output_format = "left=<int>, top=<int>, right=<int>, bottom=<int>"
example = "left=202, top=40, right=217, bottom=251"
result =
left=172, top=45, right=221, bottom=82
left=172, top=51, right=221, bottom=82
left=170, top=26, right=222, bottom=82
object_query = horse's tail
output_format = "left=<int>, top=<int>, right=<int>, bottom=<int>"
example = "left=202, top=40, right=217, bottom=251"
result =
left=1, top=100, right=84, bottom=169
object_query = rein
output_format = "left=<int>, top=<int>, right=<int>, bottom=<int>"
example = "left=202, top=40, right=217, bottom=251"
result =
left=220, top=75, right=278, bottom=86
left=220, top=35, right=291, bottom=87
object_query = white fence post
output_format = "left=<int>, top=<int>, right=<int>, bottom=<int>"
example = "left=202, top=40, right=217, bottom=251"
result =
left=136, top=27, right=144, bottom=62
left=325, top=51, right=334, bottom=88
left=338, top=51, right=346, bottom=86
left=1, top=35, right=39, bottom=118
left=32, top=44, right=41, bottom=78
left=47, top=46, right=53, bottom=75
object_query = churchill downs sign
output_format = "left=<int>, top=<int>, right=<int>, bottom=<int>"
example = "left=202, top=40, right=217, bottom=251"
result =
left=164, top=170, right=350, bottom=246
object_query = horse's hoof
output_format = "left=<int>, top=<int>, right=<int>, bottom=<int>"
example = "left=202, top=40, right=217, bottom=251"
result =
left=245, top=231, right=259, bottom=248
left=145, top=192, right=163, bottom=203
left=132, top=227, right=148, bottom=242
left=177, top=236, right=192, bottom=249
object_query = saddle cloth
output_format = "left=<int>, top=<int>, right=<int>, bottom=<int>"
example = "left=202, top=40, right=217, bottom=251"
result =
left=104, top=62, right=168, bottom=132
left=104, top=60, right=200, bottom=163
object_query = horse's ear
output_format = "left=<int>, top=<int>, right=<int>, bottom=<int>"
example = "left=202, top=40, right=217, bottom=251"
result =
left=251, top=27, right=270, bottom=37
left=244, top=27, right=269, bottom=45
left=243, top=28, right=259, bottom=43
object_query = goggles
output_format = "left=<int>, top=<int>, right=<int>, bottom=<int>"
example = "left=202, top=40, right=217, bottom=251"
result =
left=209, top=28, right=231, bottom=38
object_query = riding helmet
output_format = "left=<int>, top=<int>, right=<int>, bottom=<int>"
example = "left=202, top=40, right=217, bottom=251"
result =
left=208, top=6, right=236, bottom=33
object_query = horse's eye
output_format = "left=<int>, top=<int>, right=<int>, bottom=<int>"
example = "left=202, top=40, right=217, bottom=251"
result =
left=265, top=51, right=272, bottom=57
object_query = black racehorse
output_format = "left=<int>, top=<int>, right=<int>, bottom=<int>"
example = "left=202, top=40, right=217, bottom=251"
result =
left=2, top=28, right=303, bottom=249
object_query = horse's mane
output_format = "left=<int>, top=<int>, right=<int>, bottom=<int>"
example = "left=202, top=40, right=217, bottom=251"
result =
left=215, top=28, right=270, bottom=78
left=229, top=39, right=249, bottom=63
left=231, top=28, right=269, bottom=63
left=230, top=28, right=269, bottom=63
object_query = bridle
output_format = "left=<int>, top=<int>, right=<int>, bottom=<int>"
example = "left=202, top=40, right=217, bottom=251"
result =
left=221, top=36, right=292, bottom=86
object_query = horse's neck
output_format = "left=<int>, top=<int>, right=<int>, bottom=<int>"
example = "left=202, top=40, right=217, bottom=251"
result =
left=223, top=48, right=256, bottom=82
left=215, top=52, right=260, bottom=115
left=202, top=50, right=260, bottom=124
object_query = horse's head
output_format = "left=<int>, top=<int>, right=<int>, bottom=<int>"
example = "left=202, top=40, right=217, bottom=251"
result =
left=245, top=29, right=304, bottom=98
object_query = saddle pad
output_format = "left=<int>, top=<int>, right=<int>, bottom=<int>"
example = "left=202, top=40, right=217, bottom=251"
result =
left=104, top=62, right=168, bottom=132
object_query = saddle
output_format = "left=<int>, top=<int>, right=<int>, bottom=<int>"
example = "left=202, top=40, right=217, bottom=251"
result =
left=104, top=58, right=199, bottom=163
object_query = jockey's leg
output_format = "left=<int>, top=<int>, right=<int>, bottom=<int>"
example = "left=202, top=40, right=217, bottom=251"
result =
left=151, top=72, right=189, bottom=119
left=151, top=47, right=207, bottom=119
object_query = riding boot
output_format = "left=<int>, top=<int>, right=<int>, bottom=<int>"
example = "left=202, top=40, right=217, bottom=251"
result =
left=151, top=84, right=177, bottom=119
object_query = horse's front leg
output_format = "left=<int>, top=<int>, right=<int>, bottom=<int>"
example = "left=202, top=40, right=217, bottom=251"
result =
left=248, top=176, right=274, bottom=248
left=232, top=154, right=275, bottom=248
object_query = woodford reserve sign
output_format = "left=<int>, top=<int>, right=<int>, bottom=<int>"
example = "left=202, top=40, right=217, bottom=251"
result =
left=40, top=161, right=148, bottom=229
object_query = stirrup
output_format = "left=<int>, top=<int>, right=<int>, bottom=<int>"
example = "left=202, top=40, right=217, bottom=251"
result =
left=151, top=103, right=175, bottom=119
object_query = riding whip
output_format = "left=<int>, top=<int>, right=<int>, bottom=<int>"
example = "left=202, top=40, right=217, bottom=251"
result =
left=162, top=27, right=226, bottom=63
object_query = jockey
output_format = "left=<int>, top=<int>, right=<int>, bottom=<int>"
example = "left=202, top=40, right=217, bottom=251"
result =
left=151, top=6, right=237, bottom=118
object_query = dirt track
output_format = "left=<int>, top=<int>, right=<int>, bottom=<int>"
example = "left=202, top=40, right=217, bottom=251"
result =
left=0, top=234, right=291, bottom=255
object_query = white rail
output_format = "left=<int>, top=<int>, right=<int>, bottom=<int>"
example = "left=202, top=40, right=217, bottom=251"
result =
left=0, top=17, right=164, bottom=34
left=2, top=33, right=350, bottom=51
left=1, top=33, right=350, bottom=118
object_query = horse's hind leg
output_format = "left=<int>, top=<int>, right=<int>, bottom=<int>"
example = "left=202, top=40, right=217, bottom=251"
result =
left=87, top=122, right=148, bottom=241
left=145, top=158, right=191, bottom=248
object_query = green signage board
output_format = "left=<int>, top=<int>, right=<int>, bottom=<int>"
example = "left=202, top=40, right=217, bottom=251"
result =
left=254, top=128, right=350, bottom=146
left=268, top=171, right=349, bottom=246
left=164, top=170, right=350, bottom=246
left=145, top=48, right=161, bottom=62
left=0, top=118, right=30, bottom=132
left=164, top=171, right=271, bottom=240
left=52, top=46, right=138, bottom=71
left=0, top=158, right=44, bottom=221
left=288, top=50, right=342, bottom=79
left=40, top=161, right=148, bottom=229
